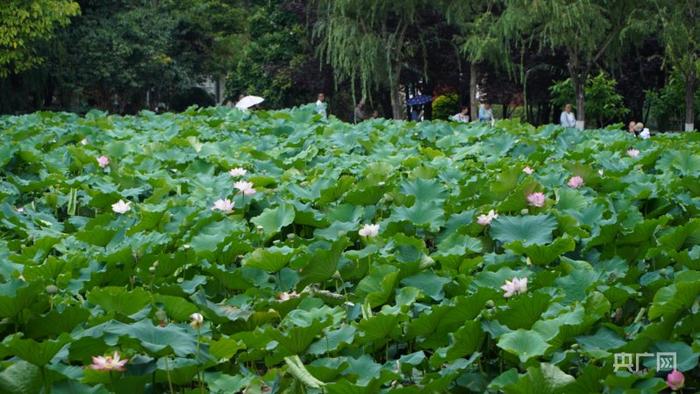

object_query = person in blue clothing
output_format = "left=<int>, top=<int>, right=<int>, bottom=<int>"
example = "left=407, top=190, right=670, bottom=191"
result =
left=478, top=102, right=494, bottom=122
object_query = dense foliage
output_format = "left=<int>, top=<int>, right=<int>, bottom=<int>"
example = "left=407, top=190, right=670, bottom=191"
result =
left=0, top=106, right=698, bottom=393
left=550, top=73, right=630, bottom=129
left=0, top=0, right=79, bottom=76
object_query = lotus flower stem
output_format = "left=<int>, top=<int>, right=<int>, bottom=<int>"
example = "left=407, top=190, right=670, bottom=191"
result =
left=164, top=356, right=175, bottom=394
left=41, top=366, right=51, bottom=394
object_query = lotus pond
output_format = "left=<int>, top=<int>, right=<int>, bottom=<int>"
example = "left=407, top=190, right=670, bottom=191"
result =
left=0, top=106, right=699, bottom=393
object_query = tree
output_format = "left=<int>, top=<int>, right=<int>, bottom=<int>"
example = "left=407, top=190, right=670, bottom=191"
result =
left=226, top=0, right=328, bottom=108
left=313, top=0, right=432, bottom=119
left=442, top=1, right=505, bottom=122
left=0, top=0, right=79, bottom=76
left=656, top=0, right=699, bottom=131
left=497, top=0, right=635, bottom=129
left=14, top=0, right=246, bottom=113
left=550, top=73, right=630, bottom=128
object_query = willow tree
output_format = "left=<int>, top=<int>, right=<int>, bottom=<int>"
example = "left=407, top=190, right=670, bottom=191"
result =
left=314, top=0, right=430, bottom=119
left=498, top=0, right=635, bottom=129
left=441, top=1, right=505, bottom=122
left=656, top=0, right=699, bottom=131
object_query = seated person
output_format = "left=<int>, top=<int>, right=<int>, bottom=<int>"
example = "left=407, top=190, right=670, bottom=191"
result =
left=450, top=106, right=471, bottom=123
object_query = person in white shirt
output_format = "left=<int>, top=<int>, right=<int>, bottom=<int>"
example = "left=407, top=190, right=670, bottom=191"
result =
left=315, top=93, right=327, bottom=118
left=450, top=106, right=471, bottom=123
left=560, top=104, right=576, bottom=128
left=634, top=122, right=651, bottom=138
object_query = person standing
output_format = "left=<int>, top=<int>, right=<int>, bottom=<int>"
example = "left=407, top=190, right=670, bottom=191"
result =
left=315, top=93, right=327, bottom=118
left=354, top=99, right=366, bottom=123
left=478, top=103, right=494, bottom=123
left=560, top=104, right=576, bottom=128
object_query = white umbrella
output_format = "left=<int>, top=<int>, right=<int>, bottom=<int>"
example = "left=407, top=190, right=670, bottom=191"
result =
left=235, top=95, right=264, bottom=109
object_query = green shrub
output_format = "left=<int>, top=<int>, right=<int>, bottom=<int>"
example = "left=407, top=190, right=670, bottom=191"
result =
left=432, top=93, right=460, bottom=120
left=645, top=73, right=700, bottom=131
left=550, top=73, right=629, bottom=127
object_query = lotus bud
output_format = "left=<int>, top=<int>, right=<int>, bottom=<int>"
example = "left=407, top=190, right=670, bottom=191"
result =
left=189, top=313, right=204, bottom=329
left=46, top=285, right=59, bottom=294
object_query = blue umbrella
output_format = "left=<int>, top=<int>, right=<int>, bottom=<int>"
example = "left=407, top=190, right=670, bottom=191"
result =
left=406, top=95, right=432, bottom=106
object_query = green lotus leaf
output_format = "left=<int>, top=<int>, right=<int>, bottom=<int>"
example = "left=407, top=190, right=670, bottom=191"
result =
left=2, top=333, right=67, bottom=368
left=0, top=361, right=42, bottom=394
left=497, top=329, right=550, bottom=363
left=491, top=215, right=557, bottom=246
left=391, top=200, right=445, bottom=230
left=400, top=271, right=450, bottom=301
left=648, top=271, right=700, bottom=320
left=503, top=363, right=575, bottom=394
left=251, top=203, right=295, bottom=237
left=87, top=286, right=151, bottom=316
left=242, top=246, right=295, bottom=272
left=506, top=236, right=576, bottom=265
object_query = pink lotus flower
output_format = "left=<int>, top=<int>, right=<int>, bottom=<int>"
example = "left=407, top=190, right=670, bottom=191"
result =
left=211, top=198, right=234, bottom=213
left=477, top=210, right=498, bottom=226
left=228, top=167, right=247, bottom=177
left=111, top=200, right=131, bottom=214
left=501, top=277, right=528, bottom=298
left=358, top=223, right=380, bottom=237
left=627, top=148, right=640, bottom=158
left=567, top=176, right=584, bottom=188
left=90, top=351, right=128, bottom=371
left=189, top=313, right=204, bottom=329
left=527, top=192, right=546, bottom=207
left=234, top=181, right=256, bottom=196
left=523, top=166, right=534, bottom=175
left=666, top=370, right=684, bottom=391
left=96, top=155, right=110, bottom=168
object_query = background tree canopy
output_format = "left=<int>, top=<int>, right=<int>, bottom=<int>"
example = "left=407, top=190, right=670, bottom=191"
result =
left=0, top=0, right=698, bottom=131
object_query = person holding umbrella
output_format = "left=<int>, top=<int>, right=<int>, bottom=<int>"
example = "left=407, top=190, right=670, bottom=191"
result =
left=407, top=94, right=432, bottom=121
left=235, top=95, right=264, bottom=111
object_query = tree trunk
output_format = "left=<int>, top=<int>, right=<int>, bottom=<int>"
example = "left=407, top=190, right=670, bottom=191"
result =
left=684, top=71, right=696, bottom=131
left=574, top=77, right=585, bottom=130
left=389, top=74, right=403, bottom=120
left=469, top=63, right=478, bottom=120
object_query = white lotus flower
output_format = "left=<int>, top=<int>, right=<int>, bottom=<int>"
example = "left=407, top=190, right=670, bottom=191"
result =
left=501, top=277, right=528, bottom=298
left=211, top=198, right=234, bottom=213
left=477, top=210, right=498, bottom=226
left=190, top=313, right=204, bottom=329
left=228, top=167, right=247, bottom=177
left=234, top=181, right=256, bottom=196
left=358, top=223, right=380, bottom=237
left=111, top=200, right=131, bottom=214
